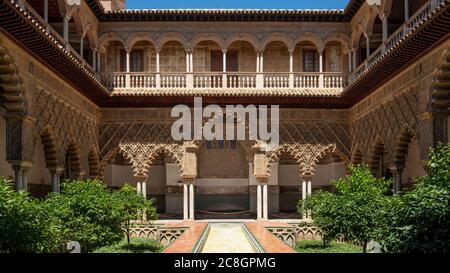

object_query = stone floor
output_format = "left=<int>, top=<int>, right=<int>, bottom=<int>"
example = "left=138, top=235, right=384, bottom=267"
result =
left=162, top=220, right=296, bottom=253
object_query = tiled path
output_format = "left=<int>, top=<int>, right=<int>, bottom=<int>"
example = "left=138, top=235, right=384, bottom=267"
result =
left=162, top=220, right=295, bottom=253
left=244, top=221, right=296, bottom=253
left=163, top=221, right=208, bottom=253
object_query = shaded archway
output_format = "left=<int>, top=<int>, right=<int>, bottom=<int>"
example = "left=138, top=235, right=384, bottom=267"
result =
left=368, top=140, right=387, bottom=178
left=62, top=140, right=82, bottom=180
left=195, top=140, right=252, bottom=219
left=88, top=147, right=100, bottom=179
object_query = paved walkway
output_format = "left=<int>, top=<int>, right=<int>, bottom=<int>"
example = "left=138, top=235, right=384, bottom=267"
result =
left=162, top=220, right=295, bottom=253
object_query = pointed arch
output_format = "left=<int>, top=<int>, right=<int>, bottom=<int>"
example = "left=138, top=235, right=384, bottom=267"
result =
left=64, top=139, right=82, bottom=179
left=88, top=146, right=100, bottom=179
left=39, top=126, right=60, bottom=171
left=368, top=137, right=385, bottom=176
left=393, top=127, right=416, bottom=170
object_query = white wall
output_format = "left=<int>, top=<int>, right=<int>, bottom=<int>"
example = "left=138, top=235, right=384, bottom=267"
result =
left=0, top=109, right=13, bottom=180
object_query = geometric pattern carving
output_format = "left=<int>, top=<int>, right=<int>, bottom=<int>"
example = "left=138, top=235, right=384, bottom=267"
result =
left=99, top=122, right=184, bottom=178
left=351, top=88, right=420, bottom=167
left=267, top=143, right=337, bottom=177
left=32, top=88, right=98, bottom=173
left=129, top=223, right=187, bottom=247
left=266, top=227, right=297, bottom=247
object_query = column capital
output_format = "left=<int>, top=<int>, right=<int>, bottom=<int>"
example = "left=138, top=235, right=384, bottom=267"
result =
left=221, top=48, right=227, bottom=54
left=256, top=177, right=269, bottom=184
left=181, top=176, right=196, bottom=185
left=301, top=175, right=314, bottom=181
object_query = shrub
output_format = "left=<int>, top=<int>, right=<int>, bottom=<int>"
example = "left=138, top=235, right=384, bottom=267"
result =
left=382, top=144, right=450, bottom=253
left=93, top=237, right=163, bottom=253
left=44, top=180, right=124, bottom=253
left=0, top=178, right=63, bottom=253
left=299, top=165, right=391, bottom=252
left=113, top=184, right=158, bottom=246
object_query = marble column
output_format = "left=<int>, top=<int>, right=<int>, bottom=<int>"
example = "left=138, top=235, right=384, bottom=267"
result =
left=222, top=49, right=227, bottom=87
left=189, top=182, right=195, bottom=220
left=262, top=183, right=268, bottom=220
left=22, top=168, right=29, bottom=192
left=51, top=171, right=60, bottom=193
left=183, top=183, right=189, bottom=220
left=257, top=183, right=262, bottom=220
left=404, top=0, right=409, bottom=22
left=14, top=166, right=23, bottom=192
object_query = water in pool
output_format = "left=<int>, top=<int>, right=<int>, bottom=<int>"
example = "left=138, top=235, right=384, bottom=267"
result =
left=200, top=223, right=259, bottom=253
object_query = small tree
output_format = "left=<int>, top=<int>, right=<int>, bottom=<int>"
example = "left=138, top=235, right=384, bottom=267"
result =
left=383, top=144, right=450, bottom=253
left=113, top=184, right=158, bottom=246
left=0, top=178, right=63, bottom=253
left=300, top=165, right=391, bottom=252
left=44, top=180, right=124, bottom=253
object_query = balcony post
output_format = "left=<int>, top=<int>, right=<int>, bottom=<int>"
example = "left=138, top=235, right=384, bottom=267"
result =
left=404, top=0, right=409, bottom=22
left=318, top=48, right=324, bottom=88
left=365, top=34, right=370, bottom=68
left=44, top=0, right=48, bottom=23
left=91, top=48, right=97, bottom=73
left=97, top=50, right=101, bottom=73
left=186, top=50, right=193, bottom=89
left=289, top=50, right=294, bottom=88
left=382, top=13, right=389, bottom=53
left=352, top=50, right=357, bottom=72
left=256, top=51, right=264, bottom=89
left=155, top=48, right=161, bottom=88
left=222, top=49, right=227, bottom=88
left=348, top=48, right=353, bottom=73
left=125, top=48, right=131, bottom=88
left=80, top=35, right=84, bottom=60
left=63, top=15, right=71, bottom=49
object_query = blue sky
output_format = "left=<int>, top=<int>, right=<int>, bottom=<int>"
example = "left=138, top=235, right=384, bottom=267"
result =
left=125, top=0, right=349, bottom=10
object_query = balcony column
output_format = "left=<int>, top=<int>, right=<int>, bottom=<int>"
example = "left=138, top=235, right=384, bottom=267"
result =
left=91, top=48, right=97, bottom=73
left=222, top=49, right=227, bottom=88
left=352, top=50, right=357, bottom=72
left=13, top=166, right=23, bottom=192
left=125, top=47, right=131, bottom=88
left=365, top=34, right=370, bottom=68
left=63, top=15, right=71, bottom=49
left=382, top=13, right=389, bottom=46
left=256, top=51, right=264, bottom=89
left=80, top=34, right=85, bottom=59
left=155, top=48, right=161, bottom=88
left=289, top=49, right=294, bottom=88
left=97, top=50, right=101, bottom=73
left=186, top=50, right=193, bottom=88
left=404, top=0, right=409, bottom=22
left=318, top=48, right=324, bottom=88
left=348, top=49, right=353, bottom=73
left=44, top=0, right=48, bottom=23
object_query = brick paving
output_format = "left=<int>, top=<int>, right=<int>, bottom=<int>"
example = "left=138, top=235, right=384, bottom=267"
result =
left=162, top=220, right=295, bottom=253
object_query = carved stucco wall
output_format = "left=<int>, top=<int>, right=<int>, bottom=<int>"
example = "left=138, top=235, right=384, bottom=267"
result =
left=0, top=33, right=100, bottom=177
left=350, top=40, right=450, bottom=169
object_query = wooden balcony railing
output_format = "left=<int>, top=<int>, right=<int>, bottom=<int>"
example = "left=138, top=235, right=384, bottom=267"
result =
left=351, top=0, right=444, bottom=82
left=103, top=72, right=343, bottom=91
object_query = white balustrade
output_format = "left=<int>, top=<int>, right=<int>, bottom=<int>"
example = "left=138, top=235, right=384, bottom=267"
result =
left=294, top=73, right=320, bottom=88
left=264, top=73, right=290, bottom=89
left=323, top=73, right=343, bottom=89
left=193, top=73, right=223, bottom=88
left=227, top=73, right=257, bottom=88
left=161, top=73, right=186, bottom=88
left=104, top=72, right=344, bottom=90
